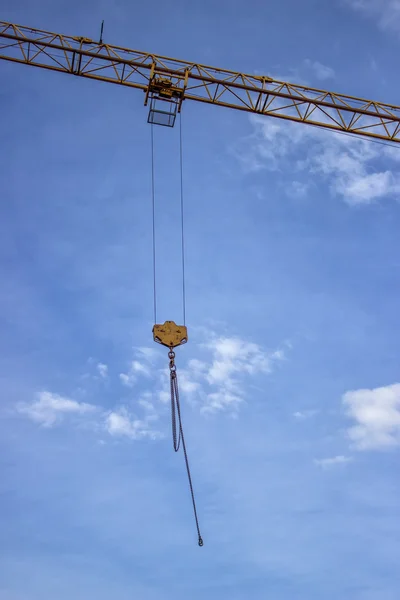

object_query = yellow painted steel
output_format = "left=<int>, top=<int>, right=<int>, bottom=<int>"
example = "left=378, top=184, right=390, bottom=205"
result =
left=153, top=321, right=188, bottom=349
left=1, top=21, right=400, bottom=142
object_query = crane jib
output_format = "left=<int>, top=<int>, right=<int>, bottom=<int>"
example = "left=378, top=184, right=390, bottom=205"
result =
left=1, top=21, right=400, bottom=141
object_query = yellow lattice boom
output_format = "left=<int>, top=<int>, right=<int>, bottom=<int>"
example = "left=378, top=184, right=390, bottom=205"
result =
left=1, top=20, right=400, bottom=141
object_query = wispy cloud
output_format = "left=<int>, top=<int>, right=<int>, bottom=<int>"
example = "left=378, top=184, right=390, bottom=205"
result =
left=181, top=335, right=287, bottom=414
left=293, top=409, right=318, bottom=419
left=119, top=347, right=156, bottom=387
left=344, top=0, right=400, bottom=33
left=18, top=388, right=162, bottom=440
left=105, top=407, right=162, bottom=440
left=285, top=180, right=311, bottom=199
left=234, top=115, right=400, bottom=204
left=343, top=383, right=400, bottom=450
left=17, top=391, right=97, bottom=427
left=17, top=330, right=287, bottom=435
left=97, top=363, right=108, bottom=379
left=151, top=332, right=287, bottom=414
left=268, top=58, right=335, bottom=86
left=303, top=59, right=335, bottom=81
left=314, top=455, right=353, bottom=468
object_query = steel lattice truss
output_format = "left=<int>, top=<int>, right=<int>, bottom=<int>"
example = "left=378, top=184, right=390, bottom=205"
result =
left=1, top=21, right=400, bottom=142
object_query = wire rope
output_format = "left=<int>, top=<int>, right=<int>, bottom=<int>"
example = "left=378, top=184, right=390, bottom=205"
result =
left=150, top=123, right=157, bottom=324
left=179, top=113, right=187, bottom=326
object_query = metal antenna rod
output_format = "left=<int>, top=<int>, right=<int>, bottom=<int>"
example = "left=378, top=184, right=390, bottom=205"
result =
left=99, top=20, right=104, bottom=44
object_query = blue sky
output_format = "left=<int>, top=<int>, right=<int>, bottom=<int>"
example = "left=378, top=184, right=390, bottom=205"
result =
left=1, top=0, right=400, bottom=598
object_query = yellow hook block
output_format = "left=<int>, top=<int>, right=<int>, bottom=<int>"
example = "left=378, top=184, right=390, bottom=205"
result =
left=153, top=321, right=188, bottom=348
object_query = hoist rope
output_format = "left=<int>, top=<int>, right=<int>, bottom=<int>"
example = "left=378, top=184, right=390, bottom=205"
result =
left=179, top=113, right=187, bottom=326
left=150, top=115, right=187, bottom=326
left=169, top=349, right=203, bottom=546
left=150, top=123, right=158, bottom=324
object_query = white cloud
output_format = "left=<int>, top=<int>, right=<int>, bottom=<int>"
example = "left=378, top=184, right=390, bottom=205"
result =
left=97, top=363, right=108, bottom=379
left=119, top=347, right=159, bottom=387
left=153, top=333, right=287, bottom=415
left=268, top=59, right=334, bottom=87
left=235, top=115, right=400, bottom=204
left=137, top=393, right=160, bottom=422
left=344, top=0, right=400, bottom=33
left=293, top=410, right=318, bottom=419
left=17, top=391, right=96, bottom=427
left=119, top=355, right=152, bottom=387
left=132, top=361, right=151, bottom=376
left=190, top=336, right=286, bottom=414
left=314, top=455, right=353, bottom=468
left=105, top=407, right=161, bottom=440
left=343, top=383, right=400, bottom=450
left=188, top=358, right=208, bottom=374
left=336, top=170, right=395, bottom=201
left=18, top=331, right=288, bottom=439
left=206, top=337, right=278, bottom=383
left=303, top=59, right=335, bottom=81
left=232, top=117, right=303, bottom=172
left=178, top=372, right=202, bottom=395
left=205, top=389, right=243, bottom=412
left=119, top=373, right=132, bottom=386
left=158, top=389, right=171, bottom=404
left=136, top=346, right=160, bottom=361
left=19, top=391, right=161, bottom=440
left=286, top=180, right=310, bottom=199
